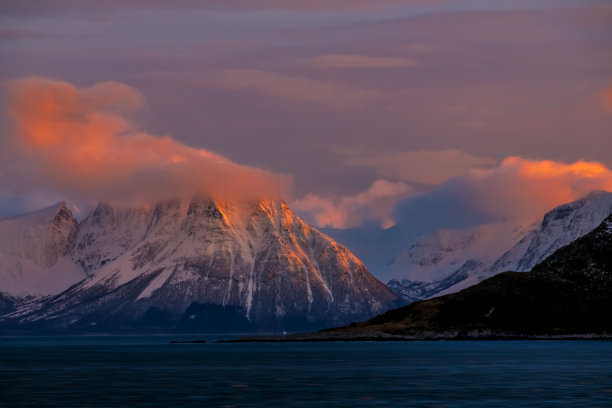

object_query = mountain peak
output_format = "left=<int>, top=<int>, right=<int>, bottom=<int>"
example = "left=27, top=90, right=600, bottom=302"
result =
left=186, top=197, right=231, bottom=227
left=0, top=201, right=69, bottom=222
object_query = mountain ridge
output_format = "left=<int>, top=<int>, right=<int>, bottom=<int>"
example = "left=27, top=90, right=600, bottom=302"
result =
left=0, top=197, right=400, bottom=333
left=387, top=190, right=612, bottom=301
left=269, top=210, right=612, bottom=340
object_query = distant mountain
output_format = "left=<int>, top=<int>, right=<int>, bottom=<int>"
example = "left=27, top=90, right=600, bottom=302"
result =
left=0, top=198, right=399, bottom=333
left=387, top=191, right=612, bottom=301
left=490, top=190, right=612, bottom=274
left=386, top=219, right=536, bottom=301
left=276, top=211, right=612, bottom=340
left=0, top=202, right=85, bottom=310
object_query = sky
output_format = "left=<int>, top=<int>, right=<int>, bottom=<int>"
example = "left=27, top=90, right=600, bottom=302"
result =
left=1, top=0, right=612, bottom=232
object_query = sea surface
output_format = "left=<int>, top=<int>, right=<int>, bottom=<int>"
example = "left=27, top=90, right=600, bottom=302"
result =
left=1, top=336, right=611, bottom=407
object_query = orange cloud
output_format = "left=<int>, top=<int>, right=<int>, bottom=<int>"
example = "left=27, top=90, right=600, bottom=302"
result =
left=293, top=157, right=612, bottom=230
left=459, top=157, right=612, bottom=221
left=4, top=77, right=291, bottom=204
left=292, top=179, right=412, bottom=228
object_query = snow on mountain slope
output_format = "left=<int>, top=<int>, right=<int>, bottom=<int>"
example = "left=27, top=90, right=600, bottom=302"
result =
left=72, top=202, right=149, bottom=273
left=388, top=191, right=612, bottom=302
left=491, top=190, right=612, bottom=274
left=0, top=203, right=85, bottom=298
left=387, top=218, right=536, bottom=302
left=311, top=212, right=612, bottom=340
left=388, top=221, right=538, bottom=283
left=0, top=202, right=77, bottom=269
left=0, top=255, right=84, bottom=298
left=4, top=198, right=399, bottom=332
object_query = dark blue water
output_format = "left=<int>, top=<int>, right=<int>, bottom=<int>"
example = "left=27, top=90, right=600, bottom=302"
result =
left=1, top=337, right=611, bottom=407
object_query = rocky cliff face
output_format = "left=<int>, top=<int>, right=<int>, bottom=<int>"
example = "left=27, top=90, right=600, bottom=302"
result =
left=2, top=198, right=399, bottom=333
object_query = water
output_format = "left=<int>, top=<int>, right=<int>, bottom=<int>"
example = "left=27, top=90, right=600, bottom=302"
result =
left=1, top=337, right=612, bottom=407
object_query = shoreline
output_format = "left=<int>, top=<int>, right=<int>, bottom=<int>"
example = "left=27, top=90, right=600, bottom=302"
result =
left=218, top=333, right=612, bottom=343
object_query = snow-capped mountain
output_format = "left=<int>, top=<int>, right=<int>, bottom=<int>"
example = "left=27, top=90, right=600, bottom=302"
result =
left=490, top=190, right=612, bottom=274
left=1, top=198, right=399, bottom=332
left=388, top=190, right=612, bottom=301
left=0, top=202, right=86, bottom=304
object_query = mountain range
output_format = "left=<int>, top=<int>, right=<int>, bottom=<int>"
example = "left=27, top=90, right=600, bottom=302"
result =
left=253, top=210, right=612, bottom=341
left=0, top=198, right=399, bottom=333
left=327, top=191, right=612, bottom=302
left=2, top=190, right=611, bottom=336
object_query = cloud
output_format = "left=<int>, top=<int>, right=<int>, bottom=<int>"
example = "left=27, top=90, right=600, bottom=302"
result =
left=293, top=156, right=612, bottom=230
left=206, top=70, right=379, bottom=108
left=3, top=77, right=291, bottom=205
left=399, top=157, right=612, bottom=225
left=292, top=179, right=412, bottom=228
left=466, top=157, right=612, bottom=220
left=308, top=54, right=419, bottom=68
left=344, top=149, right=497, bottom=185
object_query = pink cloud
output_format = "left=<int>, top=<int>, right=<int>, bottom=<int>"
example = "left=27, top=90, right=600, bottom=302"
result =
left=453, top=157, right=612, bottom=222
left=3, top=77, right=291, bottom=205
left=292, top=179, right=413, bottom=228
left=296, top=157, right=612, bottom=230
